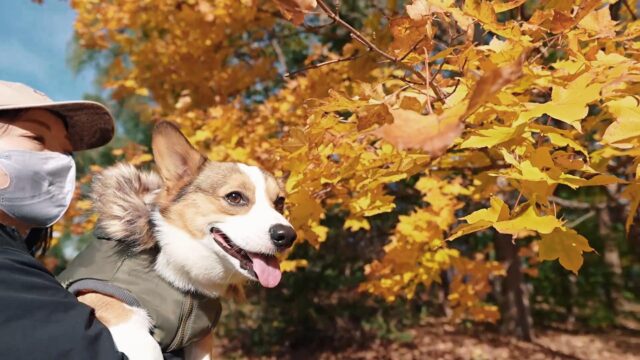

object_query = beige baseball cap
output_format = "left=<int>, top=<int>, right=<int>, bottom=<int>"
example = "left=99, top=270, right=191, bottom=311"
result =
left=0, top=80, right=115, bottom=151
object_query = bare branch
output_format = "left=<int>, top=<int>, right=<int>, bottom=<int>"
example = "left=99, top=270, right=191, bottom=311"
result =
left=623, top=0, right=638, bottom=20
left=548, top=196, right=606, bottom=210
left=566, top=210, right=596, bottom=228
left=315, top=0, right=438, bottom=91
left=271, top=38, right=289, bottom=74
left=398, top=35, right=428, bottom=62
left=423, top=47, right=433, bottom=114
left=284, top=53, right=366, bottom=78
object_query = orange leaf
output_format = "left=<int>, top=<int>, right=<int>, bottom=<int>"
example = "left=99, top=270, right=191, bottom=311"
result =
left=374, top=104, right=465, bottom=156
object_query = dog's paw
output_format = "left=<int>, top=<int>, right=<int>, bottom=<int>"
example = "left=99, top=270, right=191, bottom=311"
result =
left=108, top=307, right=163, bottom=360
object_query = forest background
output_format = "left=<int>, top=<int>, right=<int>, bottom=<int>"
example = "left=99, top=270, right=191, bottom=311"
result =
left=32, top=0, right=640, bottom=358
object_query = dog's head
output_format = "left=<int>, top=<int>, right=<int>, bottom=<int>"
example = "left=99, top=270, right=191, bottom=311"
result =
left=151, top=121, right=296, bottom=290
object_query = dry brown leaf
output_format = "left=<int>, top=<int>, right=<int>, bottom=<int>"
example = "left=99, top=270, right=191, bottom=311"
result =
left=273, top=0, right=317, bottom=25
left=374, top=106, right=465, bottom=156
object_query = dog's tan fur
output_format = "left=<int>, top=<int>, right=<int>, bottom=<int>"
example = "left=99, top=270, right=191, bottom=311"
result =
left=75, top=121, right=292, bottom=359
left=78, top=292, right=135, bottom=327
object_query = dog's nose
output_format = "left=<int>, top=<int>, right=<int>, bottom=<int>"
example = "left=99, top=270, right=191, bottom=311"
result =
left=269, top=224, right=297, bottom=249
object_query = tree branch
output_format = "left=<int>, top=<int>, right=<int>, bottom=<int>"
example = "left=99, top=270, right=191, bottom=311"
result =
left=316, top=0, right=444, bottom=100
left=548, top=196, right=606, bottom=210
left=283, top=53, right=366, bottom=78
left=623, top=0, right=638, bottom=20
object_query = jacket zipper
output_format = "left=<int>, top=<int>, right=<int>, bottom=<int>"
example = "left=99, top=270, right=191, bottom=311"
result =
left=167, top=293, right=194, bottom=351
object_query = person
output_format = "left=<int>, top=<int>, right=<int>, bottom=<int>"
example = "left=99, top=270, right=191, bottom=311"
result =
left=0, top=81, right=182, bottom=360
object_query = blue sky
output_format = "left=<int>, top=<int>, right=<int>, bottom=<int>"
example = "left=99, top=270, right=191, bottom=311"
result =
left=0, top=1, right=95, bottom=101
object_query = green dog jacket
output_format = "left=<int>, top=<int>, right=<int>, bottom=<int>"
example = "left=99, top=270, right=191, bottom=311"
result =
left=58, top=237, right=222, bottom=352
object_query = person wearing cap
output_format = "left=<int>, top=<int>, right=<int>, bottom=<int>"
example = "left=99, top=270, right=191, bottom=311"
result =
left=0, top=81, right=173, bottom=359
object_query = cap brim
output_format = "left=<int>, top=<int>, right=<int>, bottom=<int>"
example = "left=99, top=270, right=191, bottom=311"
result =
left=0, top=100, right=115, bottom=151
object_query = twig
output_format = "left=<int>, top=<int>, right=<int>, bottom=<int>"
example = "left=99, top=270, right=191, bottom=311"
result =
left=566, top=210, right=596, bottom=228
left=302, top=21, right=336, bottom=32
left=391, top=75, right=424, bottom=85
left=513, top=191, right=524, bottom=209
left=423, top=47, right=433, bottom=114
left=283, top=53, right=365, bottom=77
left=317, top=0, right=395, bottom=61
left=623, top=0, right=638, bottom=20
left=271, top=38, right=289, bottom=74
left=399, top=34, right=428, bottom=62
left=392, top=76, right=432, bottom=98
left=548, top=196, right=606, bottom=210
left=334, top=0, right=341, bottom=17
left=316, top=0, right=441, bottom=97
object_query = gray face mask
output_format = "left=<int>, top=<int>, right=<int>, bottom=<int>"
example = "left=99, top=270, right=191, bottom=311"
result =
left=0, top=150, right=76, bottom=228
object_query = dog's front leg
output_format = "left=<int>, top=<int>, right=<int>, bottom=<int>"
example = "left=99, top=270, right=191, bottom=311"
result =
left=78, top=293, right=163, bottom=360
left=108, top=315, right=164, bottom=360
left=184, top=331, right=213, bottom=360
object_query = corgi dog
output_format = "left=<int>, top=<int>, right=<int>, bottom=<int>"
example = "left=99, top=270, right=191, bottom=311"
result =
left=59, top=121, right=296, bottom=360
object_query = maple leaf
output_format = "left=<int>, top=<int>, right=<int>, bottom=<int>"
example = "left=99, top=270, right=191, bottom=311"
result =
left=538, top=228, right=594, bottom=274
left=602, top=96, right=640, bottom=146
left=460, top=124, right=526, bottom=149
left=493, top=204, right=563, bottom=235
left=273, top=0, right=318, bottom=25
left=448, top=197, right=510, bottom=240
left=374, top=104, right=465, bottom=156
left=492, top=0, right=527, bottom=13
left=578, top=5, right=617, bottom=38
left=68, top=0, right=640, bottom=325
left=622, top=182, right=640, bottom=234
left=406, top=0, right=452, bottom=20
left=464, top=53, right=526, bottom=119
left=524, top=73, right=602, bottom=131
left=280, top=259, right=309, bottom=272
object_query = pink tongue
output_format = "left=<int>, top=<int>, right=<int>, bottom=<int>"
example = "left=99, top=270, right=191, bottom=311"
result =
left=247, top=253, right=282, bottom=288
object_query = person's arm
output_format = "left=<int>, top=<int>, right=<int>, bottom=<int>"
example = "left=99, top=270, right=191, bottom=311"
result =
left=0, top=246, right=125, bottom=360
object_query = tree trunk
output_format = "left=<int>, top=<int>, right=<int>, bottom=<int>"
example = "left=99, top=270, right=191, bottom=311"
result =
left=494, top=233, right=534, bottom=341
left=599, top=205, right=625, bottom=315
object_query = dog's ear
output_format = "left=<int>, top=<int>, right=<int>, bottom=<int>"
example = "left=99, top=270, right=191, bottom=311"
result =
left=152, top=121, right=206, bottom=184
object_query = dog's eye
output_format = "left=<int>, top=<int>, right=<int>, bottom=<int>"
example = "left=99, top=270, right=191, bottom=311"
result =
left=225, top=191, right=246, bottom=206
left=274, top=196, right=285, bottom=213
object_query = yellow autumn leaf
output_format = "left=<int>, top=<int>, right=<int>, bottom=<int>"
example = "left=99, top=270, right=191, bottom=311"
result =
left=75, top=199, right=92, bottom=211
left=344, top=218, right=371, bottom=231
left=525, top=73, right=602, bottom=131
left=406, top=0, right=453, bottom=20
left=538, top=228, right=594, bottom=274
left=577, top=5, right=616, bottom=38
left=460, top=124, right=525, bottom=149
left=492, top=0, right=527, bottom=13
left=280, top=259, right=309, bottom=272
left=602, top=96, right=640, bottom=146
left=493, top=204, right=563, bottom=235
left=622, top=182, right=640, bottom=233
left=129, top=153, right=154, bottom=166
left=462, top=197, right=510, bottom=224
left=448, top=197, right=510, bottom=240
left=546, top=133, right=588, bottom=157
